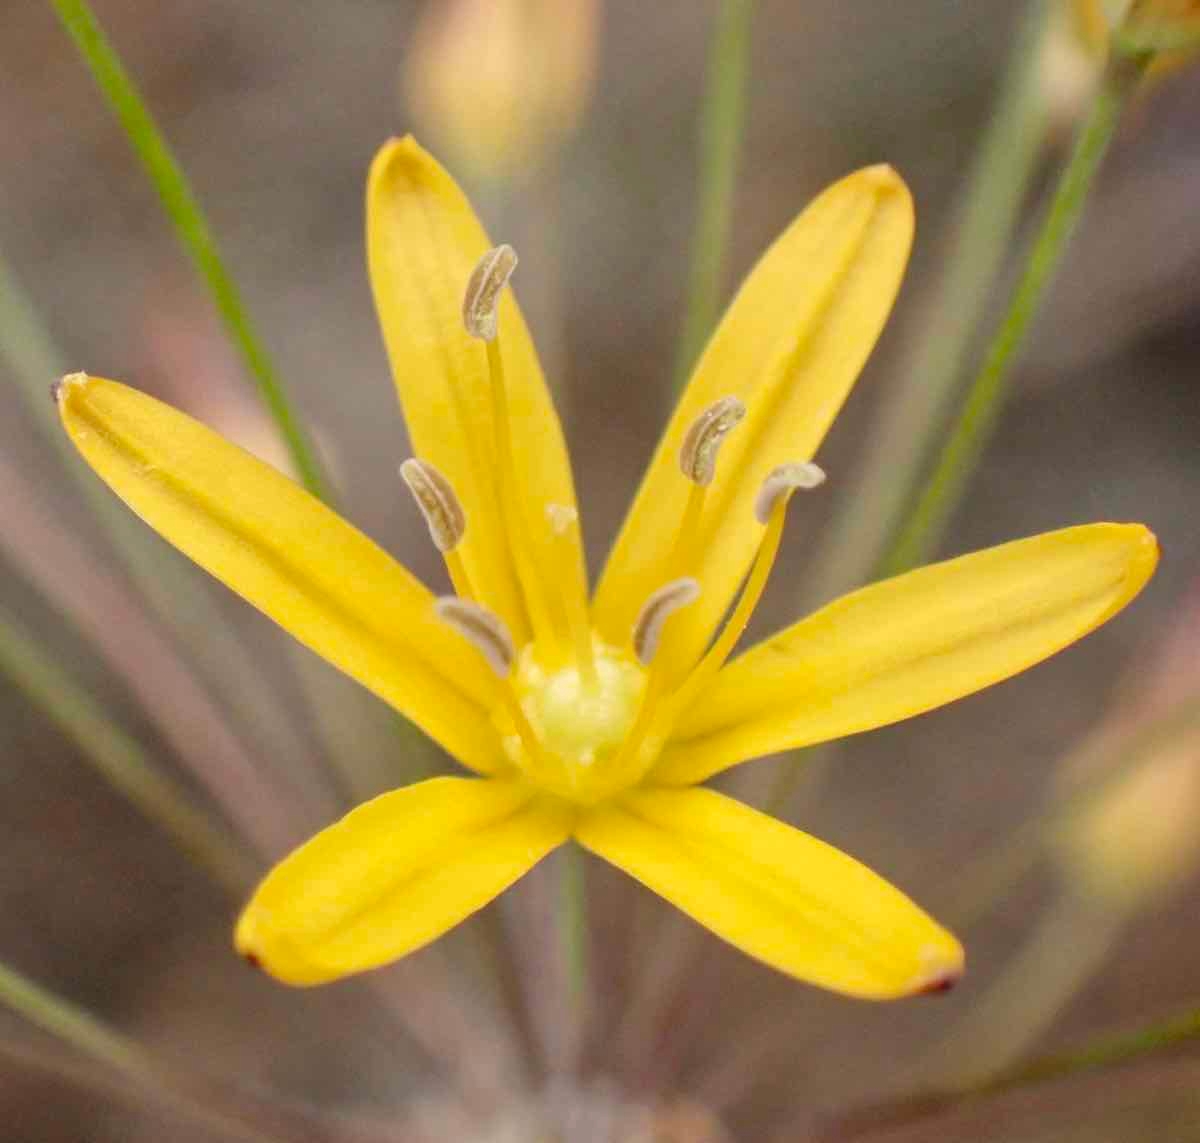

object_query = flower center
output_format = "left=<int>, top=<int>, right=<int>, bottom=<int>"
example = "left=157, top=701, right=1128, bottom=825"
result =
left=421, top=247, right=828, bottom=807
left=506, top=640, right=646, bottom=803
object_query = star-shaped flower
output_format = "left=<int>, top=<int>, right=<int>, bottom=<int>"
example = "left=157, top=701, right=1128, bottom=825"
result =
left=56, top=138, right=1156, bottom=999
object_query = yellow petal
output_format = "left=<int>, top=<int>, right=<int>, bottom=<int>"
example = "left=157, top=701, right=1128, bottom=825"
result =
left=576, top=786, right=962, bottom=999
left=236, top=777, right=571, bottom=985
left=56, top=373, right=503, bottom=775
left=367, top=136, right=586, bottom=644
left=658, top=524, right=1158, bottom=785
left=594, top=166, right=913, bottom=666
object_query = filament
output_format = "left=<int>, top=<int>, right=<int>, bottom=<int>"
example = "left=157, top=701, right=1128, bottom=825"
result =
left=485, top=338, right=562, bottom=656
left=667, top=462, right=825, bottom=723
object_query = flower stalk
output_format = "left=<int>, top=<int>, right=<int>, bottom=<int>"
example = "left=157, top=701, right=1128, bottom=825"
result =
left=47, top=0, right=334, bottom=504
left=558, top=842, right=591, bottom=1045
left=806, top=0, right=1056, bottom=607
left=881, top=45, right=1149, bottom=575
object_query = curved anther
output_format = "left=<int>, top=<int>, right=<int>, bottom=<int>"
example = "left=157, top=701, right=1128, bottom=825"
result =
left=400, top=458, right=466, bottom=552
left=434, top=596, right=514, bottom=677
left=753, top=461, right=826, bottom=524
left=678, top=396, right=747, bottom=487
left=463, top=244, right=518, bottom=341
left=632, top=577, right=701, bottom=666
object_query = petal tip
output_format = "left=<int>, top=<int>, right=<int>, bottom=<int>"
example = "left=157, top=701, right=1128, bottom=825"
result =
left=908, top=940, right=965, bottom=998
left=368, top=134, right=430, bottom=188
left=855, top=163, right=912, bottom=205
left=914, top=970, right=960, bottom=997
left=51, top=371, right=88, bottom=407
left=233, top=910, right=318, bottom=988
left=1117, top=523, right=1160, bottom=601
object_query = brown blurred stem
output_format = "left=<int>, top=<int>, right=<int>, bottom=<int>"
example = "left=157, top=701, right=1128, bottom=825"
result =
left=0, top=605, right=253, bottom=893
left=914, top=894, right=1124, bottom=1089
left=0, top=448, right=325, bottom=858
left=819, top=997, right=1200, bottom=1141
left=0, top=961, right=283, bottom=1143
left=0, top=978, right=406, bottom=1143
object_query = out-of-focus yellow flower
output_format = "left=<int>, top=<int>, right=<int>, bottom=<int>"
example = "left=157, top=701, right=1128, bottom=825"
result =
left=1055, top=744, right=1200, bottom=908
left=404, top=0, right=598, bottom=185
left=1052, top=587, right=1200, bottom=909
left=1072, top=0, right=1200, bottom=71
left=56, top=137, right=1157, bottom=1000
left=1043, top=4, right=1107, bottom=132
left=1073, top=0, right=1121, bottom=54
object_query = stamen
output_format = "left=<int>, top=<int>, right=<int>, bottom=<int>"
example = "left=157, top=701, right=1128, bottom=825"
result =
left=434, top=597, right=514, bottom=677
left=678, top=396, right=746, bottom=487
left=463, top=244, right=518, bottom=341
left=400, top=458, right=475, bottom=601
left=754, top=461, right=825, bottom=523
left=607, top=578, right=701, bottom=792
left=436, top=596, right=551, bottom=779
left=546, top=503, right=598, bottom=686
left=632, top=577, right=701, bottom=666
left=669, top=462, right=827, bottom=718
left=462, top=245, right=562, bottom=658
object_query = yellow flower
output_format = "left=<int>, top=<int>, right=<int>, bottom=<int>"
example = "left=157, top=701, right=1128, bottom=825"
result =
left=404, top=0, right=598, bottom=184
left=1073, top=0, right=1200, bottom=69
left=55, top=137, right=1157, bottom=1000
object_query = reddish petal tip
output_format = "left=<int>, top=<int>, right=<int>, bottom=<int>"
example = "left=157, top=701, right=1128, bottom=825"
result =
left=915, top=970, right=960, bottom=996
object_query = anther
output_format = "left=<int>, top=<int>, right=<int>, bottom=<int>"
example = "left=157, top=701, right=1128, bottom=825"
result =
left=753, top=461, right=826, bottom=524
left=400, top=458, right=466, bottom=552
left=435, top=597, right=515, bottom=677
left=463, top=244, right=518, bottom=341
left=632, top=577, right=700, bottom=666
left=679, top=396, right=746, bottom=486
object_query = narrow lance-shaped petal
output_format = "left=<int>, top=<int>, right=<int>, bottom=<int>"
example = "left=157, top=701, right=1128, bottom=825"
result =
left=657, top=523, right=1158, bottom=785
left=595, top=165, right=913, bottom=668
left=367, top=136, right=587, bottom=642
left=576, top=786, right=962, bottom=999
left=55, top=373, right=505, bottom=775
left=236, top=777, right=572, bottom=985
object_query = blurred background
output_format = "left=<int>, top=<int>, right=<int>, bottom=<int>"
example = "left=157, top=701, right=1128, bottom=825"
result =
left=1, top=1, right=1199, bottom=1139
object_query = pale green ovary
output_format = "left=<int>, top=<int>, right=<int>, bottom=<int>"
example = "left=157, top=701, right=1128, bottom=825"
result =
left=509, top=639, right=646, bottom=801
